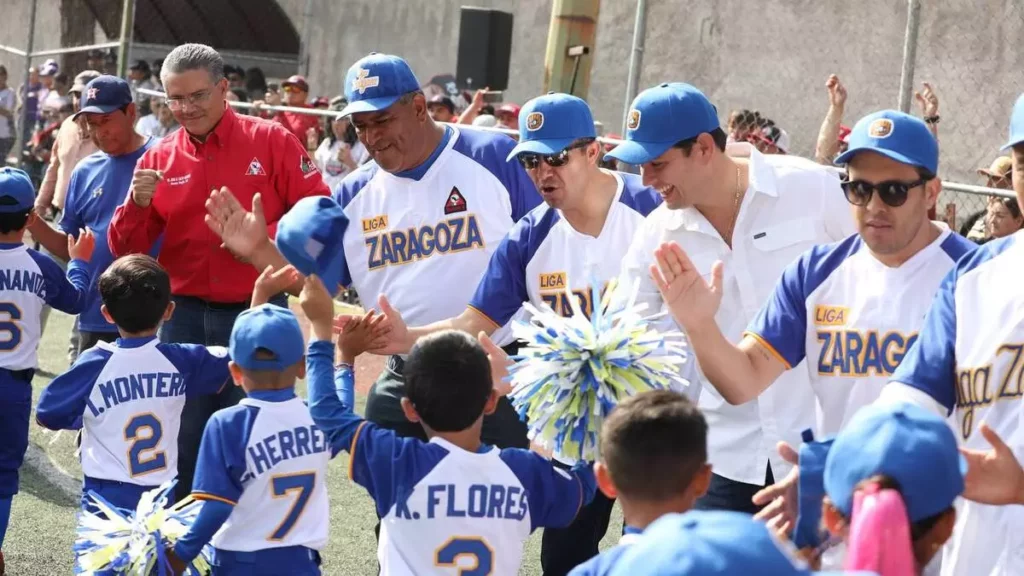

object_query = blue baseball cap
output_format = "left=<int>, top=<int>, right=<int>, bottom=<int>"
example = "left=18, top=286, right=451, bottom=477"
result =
left=72, top=75, right=134, bottom=119
left=604, top=82, right=720, bottom=165
left=229, top=304, right=305, bottom=372
left=606, top=511, right=869, bottom=576
left=275, top=195, right=349, bottom=297
left=825, top=402, right=965, bottom=523
left=505, top=93, right=596, bottom=161
left=0, top=168, right=36, bottom=213
left=1002, top=93, right=1024, bottom=151
left=834, top=110, right=939, bottom=175
left=341, top=53, right=421, bottom=117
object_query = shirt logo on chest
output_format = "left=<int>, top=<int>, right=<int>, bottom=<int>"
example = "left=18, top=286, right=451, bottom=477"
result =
left=246, top=157, right=266, bottom=176
left=91, top=186, right=103, bottom=198
left=444, top=187, right=467, bottom=215
left=814, top=305, right=848, bottom=327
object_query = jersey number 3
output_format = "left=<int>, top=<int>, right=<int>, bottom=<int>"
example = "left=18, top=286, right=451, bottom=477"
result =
left=435, top=537, right=494, bottom=576
left=269, top=471, right=316, bottom=541
left=124, top=413, right=167, bottom=477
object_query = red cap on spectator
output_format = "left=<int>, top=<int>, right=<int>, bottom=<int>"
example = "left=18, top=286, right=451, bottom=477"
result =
left=838, top=124, right=852, bottom=143
left=497, top=103, right=521, bottom=119
left=312, top=96, right=330, bottom=108
left=282, top=75, right=310, bottom=93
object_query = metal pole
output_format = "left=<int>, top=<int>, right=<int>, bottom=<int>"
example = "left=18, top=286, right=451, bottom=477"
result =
left=897, top=0, right=921, bottom=113
left=622, top=0, right=648, bottom=133
left=15, top=0, right=39, bottom=168
left=116, top=0, right=136, bottom=78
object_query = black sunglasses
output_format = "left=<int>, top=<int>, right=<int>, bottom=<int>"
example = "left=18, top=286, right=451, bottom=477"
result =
left=517, top=140, right=593, bottom=170
left=840, top=177, right=927, bottom=208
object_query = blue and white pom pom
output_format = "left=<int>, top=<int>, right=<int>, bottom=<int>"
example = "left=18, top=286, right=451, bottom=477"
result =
left=507, top=277, right=690, bottom=463
left=74, top=481, right=213, bottom=575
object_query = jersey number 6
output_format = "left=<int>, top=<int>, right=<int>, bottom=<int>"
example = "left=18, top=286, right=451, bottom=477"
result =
left=0, top=302, right=23, bottom=351
left=124, top=413, right=167, bottom=477
left=435, top=537, right=494, bottom=576
left=268, top=471, right=316, bottom=541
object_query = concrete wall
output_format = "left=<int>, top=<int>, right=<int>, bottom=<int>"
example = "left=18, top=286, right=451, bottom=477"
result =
left=4, top=0, right=1022, bottom=184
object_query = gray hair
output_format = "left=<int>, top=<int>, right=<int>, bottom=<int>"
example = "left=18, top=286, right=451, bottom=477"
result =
left=160, top=43, right=224, bottom=83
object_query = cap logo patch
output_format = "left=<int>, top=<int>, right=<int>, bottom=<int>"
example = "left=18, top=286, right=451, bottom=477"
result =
left=526, top=112, right=544, bottom=131
left=869, top=118, right=894, bottom=139
left=627, top=109, right=641, bottom=131
left=352, top=68, right=380, bottom=94
left=86, top=87, right=99, bottom=100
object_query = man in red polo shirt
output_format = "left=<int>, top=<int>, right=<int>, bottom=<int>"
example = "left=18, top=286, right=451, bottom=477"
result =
left=107, top=43, right=329, bottom=499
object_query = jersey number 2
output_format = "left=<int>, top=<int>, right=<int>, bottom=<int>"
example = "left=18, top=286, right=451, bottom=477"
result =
left=0, top=302, right=23, bottom=351
left=269, top=471, right=316, bottom=541
left=435, top=537, right=494, bottom=576
left=124, top=413, right=167, bottom=477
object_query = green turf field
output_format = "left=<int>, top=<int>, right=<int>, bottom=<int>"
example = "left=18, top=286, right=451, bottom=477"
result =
left=4, top=311, right=623, bottom=575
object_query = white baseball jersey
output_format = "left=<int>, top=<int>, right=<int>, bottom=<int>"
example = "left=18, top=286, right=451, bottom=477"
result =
left=0, top=244, right=91, bottom=370
left=469, top=170, right=661, bottom=326
left=747, top=229, right=975, bottom=435
left=35, top=337, right=230, bottom=485
left=192, top=393, right=334, bottom=552
left=888, top=231, right=1024, bottom=576
left=334, top=126, right=540, bottom=343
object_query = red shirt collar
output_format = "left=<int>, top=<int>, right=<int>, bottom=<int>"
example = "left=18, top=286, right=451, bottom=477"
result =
left=183, top=104, right=238, bottom=152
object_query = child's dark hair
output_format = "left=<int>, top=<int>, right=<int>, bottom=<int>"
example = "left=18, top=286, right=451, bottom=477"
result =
left=403, top=330, right=492, bottom=432
left=0, top=207, right=31, bottom=234
left=98, top=254, right=171, bottom=333
left=600, top=390, right=707, bottom=501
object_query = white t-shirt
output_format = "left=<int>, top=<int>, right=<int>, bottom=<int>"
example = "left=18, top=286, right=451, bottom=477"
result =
left=0, top=88, right=16, bottom=139
left=314, top=138, right=368, bottom=191
left=619, top=143, right=857, bottom=484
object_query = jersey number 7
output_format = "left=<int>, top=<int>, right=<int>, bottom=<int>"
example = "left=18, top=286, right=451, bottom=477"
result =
left=268, top=471, right=316, bottom=541
left=435, top=537, right=494, bottom=576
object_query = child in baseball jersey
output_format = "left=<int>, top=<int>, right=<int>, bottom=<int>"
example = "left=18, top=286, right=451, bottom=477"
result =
left=35, top=255, right=231, bottom=518
left=0, top=167, right=94, bottom=568
left=167, top=291, right=335, bottom=575
left=299, top=274, right=596, bottom=575
left=569, top=390, right=711, bottom=576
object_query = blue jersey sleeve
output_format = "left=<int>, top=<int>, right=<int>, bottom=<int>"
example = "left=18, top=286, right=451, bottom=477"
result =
left=157, top=343, right=231, bottom=397
left=306, top=339, right=360, bottom=458
left=192, top=407, right=254, bottom=505
left=35, top=346, right=111, bottom=430
left=468, top=222, right=533, bottom=328
left=451, top=128, right=541, bottom=221
left=172, top=499, right=232, bottom=563
left=332, top=164, right=378, bottom=288
left=617, top=173, right=663, bottom=217
left=27, top=250, right=90, bottom=315
left=498, top=450, right=596, bottom=531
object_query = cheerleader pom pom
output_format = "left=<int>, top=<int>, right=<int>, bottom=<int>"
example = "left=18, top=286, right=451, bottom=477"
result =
left=74, top=481, right=213, bottom=575
left=507, top=277, right=690, bottom=464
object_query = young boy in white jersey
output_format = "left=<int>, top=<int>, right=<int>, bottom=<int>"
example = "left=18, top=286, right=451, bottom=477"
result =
left=0, top=167, right=95, bottom=574
left=165, top=268, right=334, bottom=576
left=296, top=272, right=595, bottom=575
left=35, top=255, right=231, bottom=524
left=569, top=390, right=711, bottom=576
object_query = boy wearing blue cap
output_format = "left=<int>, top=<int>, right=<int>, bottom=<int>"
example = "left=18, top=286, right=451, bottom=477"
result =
left=357, top=92, right=664, bottom=573
left=0, top=167, right=95, bottom=571
left=166, top=273, right=337, bottom=576
left=613, top=82, right=855, bottom=515
left=295, top=272, right=596, bottom=575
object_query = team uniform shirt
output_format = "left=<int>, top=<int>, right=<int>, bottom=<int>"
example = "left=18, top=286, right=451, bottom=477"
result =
left=304, top=340, right=588, bottom=575
left=0, top=244, right=91, bottom=369
left=108, top=105, right=330, bottom=303
left=60, top=139, right=157, bottom=333
left=191, top=390, right=335, bottom=552
left=35, top=337, right=230, bottom=486
left=568, top=526, right=645, bottom=576
left=747, top=228, right=975, bottom=435
left=886, top=231, right=1024, bottom=576
left=334, top=125, right=540, bottom=345
left=619, top=143, right=857, bottom=484
left=469, top=170, right=662, bottom=326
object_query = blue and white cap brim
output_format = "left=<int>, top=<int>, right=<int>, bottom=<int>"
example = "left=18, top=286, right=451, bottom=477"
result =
left=339, top=94, right=403, bottom=117
left=506, top=137, right=578, bottom=162
left=834, top=146, right=929, bottom=172
left=603, top=139, right=674, bottom=165
left=1001, top=135, right=1024, bottom=152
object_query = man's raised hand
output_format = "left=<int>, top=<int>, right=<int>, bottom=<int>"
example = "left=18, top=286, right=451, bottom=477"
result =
left=205, top=188, right=269, bottom=260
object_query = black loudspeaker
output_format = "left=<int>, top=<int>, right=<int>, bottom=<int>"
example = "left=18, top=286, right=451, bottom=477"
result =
left=456, top=7, right=514, bottom=92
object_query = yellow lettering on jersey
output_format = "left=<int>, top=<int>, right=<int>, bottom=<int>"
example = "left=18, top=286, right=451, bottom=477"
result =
left=816, top=330, right=918, bottom=377
left=364, top=215, right=484, bottom=271
left=539, top=282, right=610, bottom=319
left=361, top=215, right=388, bottom=234
left=814, top=305, right=848, bottom=326
left=539, top=272, right=567, bottom=290
left=956, top=343, right=1024, bottom=440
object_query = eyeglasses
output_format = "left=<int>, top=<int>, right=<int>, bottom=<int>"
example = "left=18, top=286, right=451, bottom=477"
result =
left=517, top=140, right=593, bottom=170
left=840, top=177, right=927, bottom=208
left=164, top=89, right=214, bottom=110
